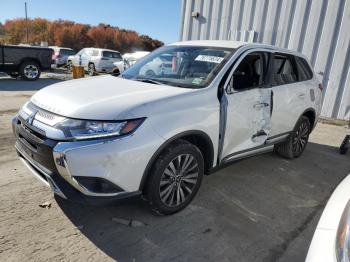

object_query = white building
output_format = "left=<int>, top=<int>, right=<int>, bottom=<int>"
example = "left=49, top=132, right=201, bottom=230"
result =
left=179, top=0, right=350, bottom=120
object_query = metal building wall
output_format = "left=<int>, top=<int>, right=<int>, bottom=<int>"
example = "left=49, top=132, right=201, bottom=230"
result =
left=179, top=0, right=350, bottom=120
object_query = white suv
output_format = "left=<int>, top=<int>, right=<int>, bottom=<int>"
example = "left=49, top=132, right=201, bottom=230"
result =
left=67, top=48, right=124, bottom=76
left=13, top=41, right=322, bottom=215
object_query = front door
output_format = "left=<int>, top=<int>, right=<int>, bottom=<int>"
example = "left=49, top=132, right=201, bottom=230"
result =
left=220, top=52, right=272, bottom=161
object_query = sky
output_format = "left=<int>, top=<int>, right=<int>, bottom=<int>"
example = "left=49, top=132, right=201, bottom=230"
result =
left=0, top=0, right=182, bottom=44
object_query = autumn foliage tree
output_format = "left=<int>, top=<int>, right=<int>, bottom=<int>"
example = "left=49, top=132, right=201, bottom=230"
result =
left=1, top=18, right=163, bottom=53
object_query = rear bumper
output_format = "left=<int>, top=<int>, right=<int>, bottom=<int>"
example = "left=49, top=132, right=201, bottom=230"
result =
left=12, top=116, right=142, bottom=205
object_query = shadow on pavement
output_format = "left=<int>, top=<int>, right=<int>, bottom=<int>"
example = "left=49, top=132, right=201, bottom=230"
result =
left=56, top=142, right=350, bottom=262
left=0, top=76, right=64, bottom=91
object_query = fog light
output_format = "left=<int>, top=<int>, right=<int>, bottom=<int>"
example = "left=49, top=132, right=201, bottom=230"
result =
left=74, top=177, right=123, bottom=194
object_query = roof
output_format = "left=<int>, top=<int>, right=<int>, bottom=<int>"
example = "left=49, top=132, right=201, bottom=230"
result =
left=169, top=40, right=305, bottom=58
left=87, top=47, right=120, bottom=53
left=170, top=40, right=247, bottom=49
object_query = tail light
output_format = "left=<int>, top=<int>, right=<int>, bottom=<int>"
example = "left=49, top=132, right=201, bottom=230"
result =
left=52, top=52, right=61, bottom=59
left=318, top=83, right=323, bottom=92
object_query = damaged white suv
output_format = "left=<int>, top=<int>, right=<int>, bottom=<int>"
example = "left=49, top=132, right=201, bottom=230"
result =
left=13, top=41, right=322, bottom=215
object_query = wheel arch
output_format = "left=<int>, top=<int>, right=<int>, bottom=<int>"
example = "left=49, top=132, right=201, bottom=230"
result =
left=301, top=107, right=316, bottom=130
left=139, top=130, right=215, bottom=191
left=19, top=58, right=42, bottom=69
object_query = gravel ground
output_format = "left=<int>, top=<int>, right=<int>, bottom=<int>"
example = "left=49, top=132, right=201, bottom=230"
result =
left=0, top=73, right=349, bottom=262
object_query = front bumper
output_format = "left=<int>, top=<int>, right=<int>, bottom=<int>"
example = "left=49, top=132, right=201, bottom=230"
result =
left=12, top=116, right=141, bottom=204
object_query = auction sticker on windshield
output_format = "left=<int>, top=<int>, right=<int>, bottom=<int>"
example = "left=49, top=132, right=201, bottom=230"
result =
left=195, top=55, right=224, bottom=64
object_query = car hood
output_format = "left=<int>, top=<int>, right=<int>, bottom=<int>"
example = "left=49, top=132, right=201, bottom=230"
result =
left=31, top=75, right=192, bottom=120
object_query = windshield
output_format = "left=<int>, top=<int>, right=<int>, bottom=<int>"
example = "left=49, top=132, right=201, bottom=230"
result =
left=122, top=45, right=235, bottom=88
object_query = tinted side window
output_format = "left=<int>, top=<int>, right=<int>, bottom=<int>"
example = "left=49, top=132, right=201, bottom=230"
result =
left=295, top=56, right=313, bottom=81
left=102, top=51, right=122, bottom=59
left=230, top=53, right=264, bottom=91
left=271, top=54, right=297, bottom=86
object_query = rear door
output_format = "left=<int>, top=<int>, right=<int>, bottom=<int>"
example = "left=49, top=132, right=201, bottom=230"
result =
left=100, top=51, right=123, bottom=70
left=269, top=53, right=306, bottom=136
left=72, top=49, right=84, bottom=66
left=220, top=51, right=273, bottom=161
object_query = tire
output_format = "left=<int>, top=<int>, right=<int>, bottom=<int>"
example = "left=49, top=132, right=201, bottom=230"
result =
left=8, top=72, right=19, bottom=78
left=67, top=61, right=72, bottom=72
left=274, top=116, right=311, bottom=159
left=88, top=63, right=96, bottom=76
left=145, top=70, right=156, bottom=77
left=145, top=140, right=204, bottom=215
left=340, top=135, right=350, bottom=155
left=19, top=61, right=41, bottom=81
left=112, top=68, right=120, bottom=76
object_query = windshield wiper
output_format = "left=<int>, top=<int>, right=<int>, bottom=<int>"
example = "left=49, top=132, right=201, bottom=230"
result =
left=133, top=78, right=163, bottom=85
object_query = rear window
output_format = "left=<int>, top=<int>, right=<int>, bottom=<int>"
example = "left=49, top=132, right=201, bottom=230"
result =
left=295, top=57, right=313, bottom=81
left=102, top=51, right=122, bottom=59
left=60, top=49, right=76, bottom=56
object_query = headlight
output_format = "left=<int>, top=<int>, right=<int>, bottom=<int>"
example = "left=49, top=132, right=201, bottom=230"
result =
left=55, top=118, right=145, bottom=140
left=336, top=200, right=350, bottom=262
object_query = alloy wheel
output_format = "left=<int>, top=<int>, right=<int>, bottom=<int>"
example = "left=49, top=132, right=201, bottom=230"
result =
left=292, top=121, right=309, bottom=156
left=88, top=64, right=95, bottom=76
left=24, top=65, right=39, bottom=79
left=159, top=154, right=199, bottom=207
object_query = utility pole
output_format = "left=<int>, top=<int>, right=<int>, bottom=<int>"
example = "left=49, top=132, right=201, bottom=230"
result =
left=25, top=2, right=28, bottom=43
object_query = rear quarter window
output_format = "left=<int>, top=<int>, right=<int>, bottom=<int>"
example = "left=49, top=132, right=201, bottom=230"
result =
left=295, top=56, right=313, bottom=81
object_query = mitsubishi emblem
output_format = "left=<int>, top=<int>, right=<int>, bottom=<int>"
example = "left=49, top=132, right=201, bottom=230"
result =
left=26, top=111, right=37, bottom=125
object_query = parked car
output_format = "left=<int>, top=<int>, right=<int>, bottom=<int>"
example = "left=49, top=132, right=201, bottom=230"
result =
left=123, top=51, right=150, bottom=67
left=111, top=60, right=127, bottom=76
left=0, top=44, right=53, bottom=80
left=67, top=48, right=123, bottom=76
left=306, top=174, right=350, bottom=262
left=13, top=40, right=322, bottom=215
left=139, top=53, right=173, bottom=77
left=111, top=51, right=150, bottom=75
left=50, top=46, right=76, bottom=67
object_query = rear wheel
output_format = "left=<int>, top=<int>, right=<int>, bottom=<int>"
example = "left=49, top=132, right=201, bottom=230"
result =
left=19, top=61, right=41, bottom=81
left=275, top=116, right=311, bottom=159
left=145, top=140, right=204, bottom=215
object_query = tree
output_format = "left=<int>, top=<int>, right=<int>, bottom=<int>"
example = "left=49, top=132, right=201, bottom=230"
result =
left=1, top=18, right=164, bottom=53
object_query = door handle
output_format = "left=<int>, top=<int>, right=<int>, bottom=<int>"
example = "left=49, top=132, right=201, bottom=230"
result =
left=298, top=93, right=306, bottom=99
left=253, top=102, right=269, bottom=110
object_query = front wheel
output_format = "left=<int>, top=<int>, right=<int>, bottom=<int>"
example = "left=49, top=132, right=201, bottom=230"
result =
left=67, top=61, right=72, bottom=72
left=8, top=72, right=19, bottom=78
left=275, top=116, right=311, bottom=159
left=88, top=63, right=96, bottom=76
left=145, top=140, right=204, bottom=215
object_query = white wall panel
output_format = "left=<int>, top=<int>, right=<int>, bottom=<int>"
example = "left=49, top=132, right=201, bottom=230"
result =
left=180, top=0, right=350, bottom=120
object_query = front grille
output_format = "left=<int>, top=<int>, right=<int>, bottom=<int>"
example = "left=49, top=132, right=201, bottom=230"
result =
left=14, top=116, right=58, bottom=174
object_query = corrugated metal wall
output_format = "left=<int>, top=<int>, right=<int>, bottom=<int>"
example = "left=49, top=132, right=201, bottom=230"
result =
left=179, top=0, right=350, bottom=120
